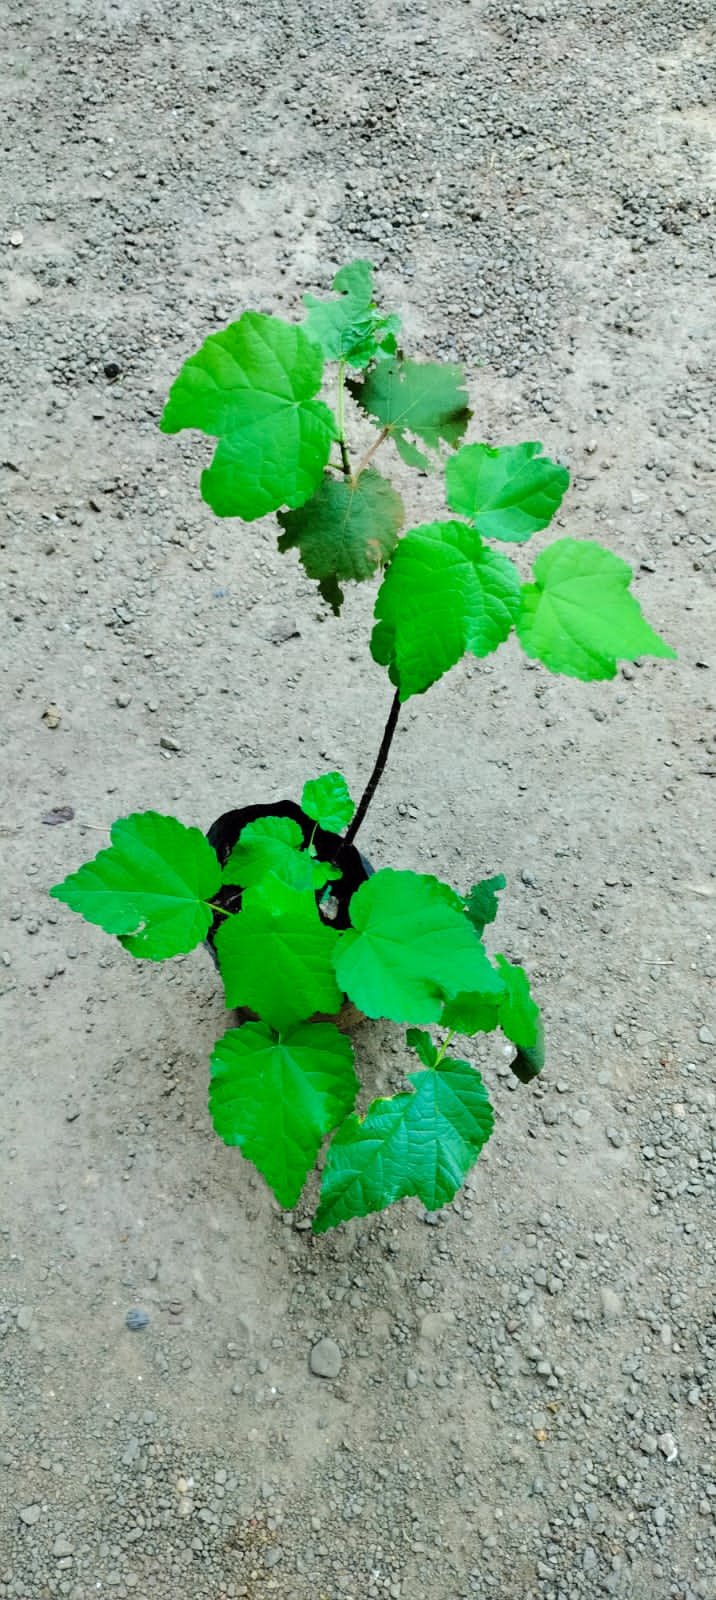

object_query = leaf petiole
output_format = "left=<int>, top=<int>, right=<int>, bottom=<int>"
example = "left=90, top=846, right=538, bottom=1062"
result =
left=336, top=359, right=351, bottom=479
left=433, top=1030, right=455, bottom=1068
left=354, top=426, right=390, bottom=481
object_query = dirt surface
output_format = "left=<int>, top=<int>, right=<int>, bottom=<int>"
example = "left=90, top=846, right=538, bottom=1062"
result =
left=1, top=0, right=715, bottom=1596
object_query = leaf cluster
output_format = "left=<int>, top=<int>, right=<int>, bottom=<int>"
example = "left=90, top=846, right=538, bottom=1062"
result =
left=50, top=776, right=541, bottom=1228
left=159, top=259, right=675, bottom=683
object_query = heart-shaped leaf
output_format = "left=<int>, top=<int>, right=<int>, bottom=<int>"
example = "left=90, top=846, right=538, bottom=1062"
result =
left=334, top=868, right=504, bottom=1024
left=314, top=1058, right=494, bottom=1231
left=517, top=538, right=677, bottom=680
left=446, top=441, right=569, bottom=542
left=215, top=878, right=343, bottom=1031
left=49, top=812, right=221, bottom=960
left=301, top=771, right=356, bottom=834
left=347, top=356, right=472, bottom=469
left=160, top=312, right=337, bottom=521
left=277, top=470, right=404, bottom=614
left=210, top=1019, right=359, bottom=1208
left=371, top=520, right=522, bottom=700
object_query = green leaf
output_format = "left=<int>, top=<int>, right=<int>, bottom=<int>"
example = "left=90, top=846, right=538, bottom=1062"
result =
left=223, top=816, right=338, bottom=893
left=446, top=441, right=569, bottom=542
left=440, top=954, right=540, bottom=1048
left=347, top=356, right=472, bottom=466
left=49, top=811, right=221, bottom=960
left=371, top=520, right=522, bottom=700
left=277, top=470, right=404, bottom=614
left=334, top=868, right=504, bottom=1024
left=465, top=874, right=507, bottom=939
left=210, top=1019, right=359, bottom=1208
left=215, top=878, right=343, bottom=1031
left=517, top=538, right=677, bottom=681
left=303, top=259, right=401, bottom=369
left=301, top=771, right=356, bottom=833
left=405, top=1027, right=439, bottom=1068
left=510, top=1016, right=545, bottom=1084
left=494, top=955, right=540, bottom=1049
left=314, top=1059, right=494, bottom=1231
left=440, top=991, right=501, bottom=1035
left=160, top=312, right=337, bottom=521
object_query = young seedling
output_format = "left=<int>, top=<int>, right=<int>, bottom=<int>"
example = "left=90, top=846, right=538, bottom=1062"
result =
left=51, top=262, right=676, bottom=1231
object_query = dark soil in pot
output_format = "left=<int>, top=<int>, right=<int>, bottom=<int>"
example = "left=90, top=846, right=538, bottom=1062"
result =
left=205, top=800, right=374, bottom=1030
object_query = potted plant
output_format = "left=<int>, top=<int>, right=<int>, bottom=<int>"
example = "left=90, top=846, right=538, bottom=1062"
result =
left=50, top=261, right=676, bottom=1232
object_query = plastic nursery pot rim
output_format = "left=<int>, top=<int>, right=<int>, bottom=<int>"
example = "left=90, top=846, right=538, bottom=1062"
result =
left=204, top=798, right=374, bottom=1030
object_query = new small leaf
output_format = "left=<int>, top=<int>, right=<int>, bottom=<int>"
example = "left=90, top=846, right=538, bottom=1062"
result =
left=517, top=537, right=677, bottom=680
left=314, top=1059, right=494, bottom=1231
left=210, top=1019, right=359, bottom=1208
left=223, top=816, right=338, bottom=893
left=347, top=356, right=472, bottom=469
left=440, top=954, right=543, bottom=1070
left=302, top=772, right=356, bottom=833
left=215, top=878, right=343, bottom=1031
left=465, top=874, right=507, bottom=938
left=494, top=955, right=540, bottom=1049
left=510, top=1017, right=546, bottom=1084
left=334, top=868, right=504, bottom=1024
left=160, top=312, right=337, bottom=521
left=49, top=811, right=221, bottom=960
left=303, top=260, right=401, bottom=369
left=446, top=441, right=569, bottom=542
left=371, top=520, right=522, bottom=700
left=405, top=1027, right=439, bottom=1068
left=277, top=470, right=404, bottom=614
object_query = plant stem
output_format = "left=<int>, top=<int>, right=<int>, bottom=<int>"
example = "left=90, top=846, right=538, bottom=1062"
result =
left=354, top=426, right=389, bottom=480
left=434, top=1030, right=455, bottom=1068
left=336, top=360, right=351, bottom=479
left=343, top=688, right=401, bottom=849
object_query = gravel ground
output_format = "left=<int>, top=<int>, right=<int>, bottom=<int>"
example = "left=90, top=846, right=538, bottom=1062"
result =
left=1, top=0, right=715, bottom=1597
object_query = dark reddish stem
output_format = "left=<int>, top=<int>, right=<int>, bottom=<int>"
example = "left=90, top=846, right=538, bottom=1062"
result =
left=343, top=689, right=401, bottom=849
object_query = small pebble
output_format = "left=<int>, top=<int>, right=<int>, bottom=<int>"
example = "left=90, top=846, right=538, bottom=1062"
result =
left=405, top=1367, right=418, bottom=1389
left=599, top=1287, right=623, bottom=1320
left=658, top=1431, right=678, bottom=1462
left=16, top=1306, right=33, bottom=1332
left=309, top=1337, right=342, bottom=1379
left=19, top=1505, right=41, bottom=1526
left=125, top=1309, right=150, bottom=1332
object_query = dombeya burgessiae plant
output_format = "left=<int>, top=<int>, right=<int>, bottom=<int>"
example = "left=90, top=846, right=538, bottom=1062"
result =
left=51, top=262, right=676, bottom=1231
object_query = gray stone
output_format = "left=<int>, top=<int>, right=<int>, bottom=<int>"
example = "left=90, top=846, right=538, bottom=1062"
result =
left=405, top=1367, right=418, bottom=1389
left=53, top=1535, right=73, bottom=1558
left=599, top=1287, right=623, bottom=1320
left=16, top=1306, right=33, bottom=1332
left=658, top=1431, right=678, bottom=1461
left=309, top=1337, right=342, bottom=1379
left=419, top=1311, right=455, bottom=1342
left=19, top=1504, right=41, bottom=1526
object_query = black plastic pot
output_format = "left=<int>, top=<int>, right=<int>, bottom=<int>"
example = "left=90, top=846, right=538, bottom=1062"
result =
left=205, top=799, right=373, bottom=959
